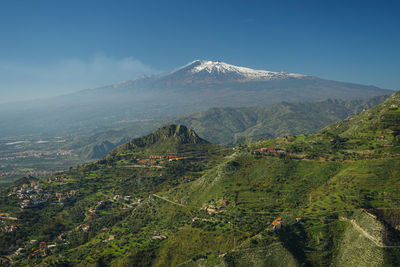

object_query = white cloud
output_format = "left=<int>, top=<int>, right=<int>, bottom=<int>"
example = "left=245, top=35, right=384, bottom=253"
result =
left=0, top=54, right=156, bottom=103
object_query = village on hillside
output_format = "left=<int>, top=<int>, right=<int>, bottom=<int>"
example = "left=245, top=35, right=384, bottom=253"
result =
left=118, top=153, right=207, bottom=168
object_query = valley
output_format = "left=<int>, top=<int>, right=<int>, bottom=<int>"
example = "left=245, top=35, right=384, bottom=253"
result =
left=0, top=137, right=81, bottom=185
left=1, top=91, right=399, bottom=266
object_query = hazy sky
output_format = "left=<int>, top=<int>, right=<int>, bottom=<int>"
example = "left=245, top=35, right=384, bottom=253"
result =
left=0, top=0, right=399, bottom=103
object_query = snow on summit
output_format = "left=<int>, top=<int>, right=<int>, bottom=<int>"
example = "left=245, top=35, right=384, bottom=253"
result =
left=181, top=60, right=306, bottom=81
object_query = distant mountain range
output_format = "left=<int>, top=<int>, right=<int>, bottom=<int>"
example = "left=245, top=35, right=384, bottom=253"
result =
left=0, top=60, right=393, bottom=137
left=67, top=95, right=387, bottom=160
left=175, top=95, right=389, bottom=145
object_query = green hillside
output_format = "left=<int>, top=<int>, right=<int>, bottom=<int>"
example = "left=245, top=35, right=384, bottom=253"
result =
left=0, top=92, right=400, bottom=266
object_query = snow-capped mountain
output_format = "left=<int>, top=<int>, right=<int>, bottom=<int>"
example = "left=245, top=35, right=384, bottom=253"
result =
left=179, top=60, right=305, bottom=80
left=0, top=59, right=392, bottom=137
left=163, top=60, right=307, bottom=84
left=111, top=60, right=309, bottom=89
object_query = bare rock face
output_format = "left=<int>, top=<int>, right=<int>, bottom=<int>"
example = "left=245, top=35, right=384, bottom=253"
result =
left=107, top=124, right=212, bottom=158
left=131, top=124, right=207, bottom=146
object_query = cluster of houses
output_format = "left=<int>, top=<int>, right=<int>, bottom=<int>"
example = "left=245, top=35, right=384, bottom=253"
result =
left=0, top=149, right=74, bottom=161
left=8, top=181, right=79, bottom=208
left=30, top=241, right=57, bottom=257
left=135, top=154, right=186, bottom=165
left=12, top=219, right=82, bottom=258
left=252, top=147, right=286, bottom=155
left=12, top=240, right=58, bottom=258
left=8, top=181, right=48, bottom=208
left=1, top=213, right=18, bottom=234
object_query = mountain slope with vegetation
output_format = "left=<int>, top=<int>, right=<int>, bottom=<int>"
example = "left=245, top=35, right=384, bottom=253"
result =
left=1, top=92, right=400, bottom=266
left=175, top=96, right=388, bottom=145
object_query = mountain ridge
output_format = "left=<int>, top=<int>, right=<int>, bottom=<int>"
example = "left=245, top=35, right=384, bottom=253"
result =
left=0, top=60, right=394, bottom=138
left=175, top=95, right=389, bottom=145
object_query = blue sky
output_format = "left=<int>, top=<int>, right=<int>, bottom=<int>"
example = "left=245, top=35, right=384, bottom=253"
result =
left=0, top=0, right=399, bottom=103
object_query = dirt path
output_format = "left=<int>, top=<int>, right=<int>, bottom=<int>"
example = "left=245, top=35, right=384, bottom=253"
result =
left=152, top=194, right=186, bottom=207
